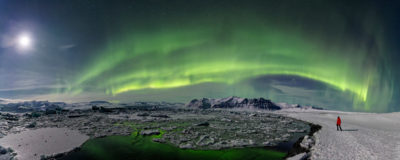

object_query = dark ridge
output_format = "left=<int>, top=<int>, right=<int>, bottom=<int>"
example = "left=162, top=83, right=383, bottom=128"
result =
left=0, top=101, right=67, bottom=113
left=89, top=101, right=111, bottom=104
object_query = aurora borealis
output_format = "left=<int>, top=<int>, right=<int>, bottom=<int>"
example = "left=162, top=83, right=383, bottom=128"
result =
left=0, top=0, right=399, bottom=112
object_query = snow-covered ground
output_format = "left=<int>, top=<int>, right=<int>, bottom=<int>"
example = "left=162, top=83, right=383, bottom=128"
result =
left=0, top=128, right=89, bottom=160
left=279, top=109, right=400, bottom=160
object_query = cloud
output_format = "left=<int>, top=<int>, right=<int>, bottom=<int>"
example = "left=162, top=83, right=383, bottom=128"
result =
left=0, top=34, right=16, bottom=48
left=59, top=44, right=76, bottom=50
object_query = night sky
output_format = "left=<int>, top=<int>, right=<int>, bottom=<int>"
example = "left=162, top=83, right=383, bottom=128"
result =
left=0, top=0, right=399, bottom=112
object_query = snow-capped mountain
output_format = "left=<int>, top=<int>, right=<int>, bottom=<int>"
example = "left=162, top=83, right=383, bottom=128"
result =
left=276, top=103, right=323, bottom=110
left=0, top=100, right=67, bottom=112
left=186, top=96, right=281, bottom=110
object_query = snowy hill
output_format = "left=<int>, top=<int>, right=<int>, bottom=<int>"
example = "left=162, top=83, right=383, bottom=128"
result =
left=276, top=102, right=323, bottom=110
left=280, top=109, right=400, bottom=160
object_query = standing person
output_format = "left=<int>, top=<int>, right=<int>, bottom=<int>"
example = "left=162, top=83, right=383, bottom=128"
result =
left=337, top=116, right=342, bottom=131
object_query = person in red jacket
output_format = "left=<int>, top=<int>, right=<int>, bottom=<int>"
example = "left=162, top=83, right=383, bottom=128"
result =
left=337, top=116, right=342, bottom=131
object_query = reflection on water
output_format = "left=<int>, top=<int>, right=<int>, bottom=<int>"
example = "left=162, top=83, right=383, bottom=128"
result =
left=60, top=134, right=287, bottom=160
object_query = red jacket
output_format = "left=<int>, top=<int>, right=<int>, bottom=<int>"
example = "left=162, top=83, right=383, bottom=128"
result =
left=337, top=117, right=341, bottom=125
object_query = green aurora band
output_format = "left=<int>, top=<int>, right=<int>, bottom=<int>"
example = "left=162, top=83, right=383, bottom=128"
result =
left=61, top=8, right=392, bottom=112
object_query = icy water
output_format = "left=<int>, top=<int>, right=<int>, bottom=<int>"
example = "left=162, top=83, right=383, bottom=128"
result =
left=60, top=121, right=310, bottom=160
left=60, top=135, right=287, bottom=160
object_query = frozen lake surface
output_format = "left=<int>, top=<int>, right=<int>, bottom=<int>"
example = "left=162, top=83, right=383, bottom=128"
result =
left=0, top=128, right=89, bottom=160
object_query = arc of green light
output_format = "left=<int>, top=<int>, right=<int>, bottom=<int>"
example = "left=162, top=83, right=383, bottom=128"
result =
left=63, top=13, right=388, bottom=112
left=105, top=63, right=369, bottom=102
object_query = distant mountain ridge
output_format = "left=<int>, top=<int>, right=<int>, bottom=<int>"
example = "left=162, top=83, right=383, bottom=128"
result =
left=186, top=96, right=281, bottom=110
left=275, top=102, right=323, bottom=110
left=0, top=101, right=67, bottom=112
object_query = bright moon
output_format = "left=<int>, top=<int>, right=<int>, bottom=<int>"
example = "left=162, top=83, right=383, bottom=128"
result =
left=17, top=34, right=32, bottom=49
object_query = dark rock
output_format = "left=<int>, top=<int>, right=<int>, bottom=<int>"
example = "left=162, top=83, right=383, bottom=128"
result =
left=249, top=113, right=257, bottom=117
left=150, top=114, right=169, bottom=118
left=200, top=99, right=212, bottom=109
left=153, top=138, right=166, bottom=143
left=140, top=129, right=160, bottom=136
left=2, top=113, right=19, bottom=121
left=45, top=109, right=57, bottom=115
left=0, top=146, right=7, bottom=154
left=137, top=113, right=150, bottom=117
left=195, top=122, right=210, bottom=127
left=99, top=107, right=113, bottom=113
left=31, top=112, right=41, bottom=118
left=6, top=148, right=13, bottom=153
left=68, top=114, right=88, bottom=118
left=311, top=106, right=323, bottom=110
left=91, top=106, right=99, bottom=111
left=285, top=123, right=321, bottom=158
left=308, top=123, right=322, bottom=136
left=186, top=99, right=211, bottom=109
left=26, top=122, right=37, bottom=128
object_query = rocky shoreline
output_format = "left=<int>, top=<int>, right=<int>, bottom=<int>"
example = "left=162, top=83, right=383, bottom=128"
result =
left=286, top=123, right=322, bottom=159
